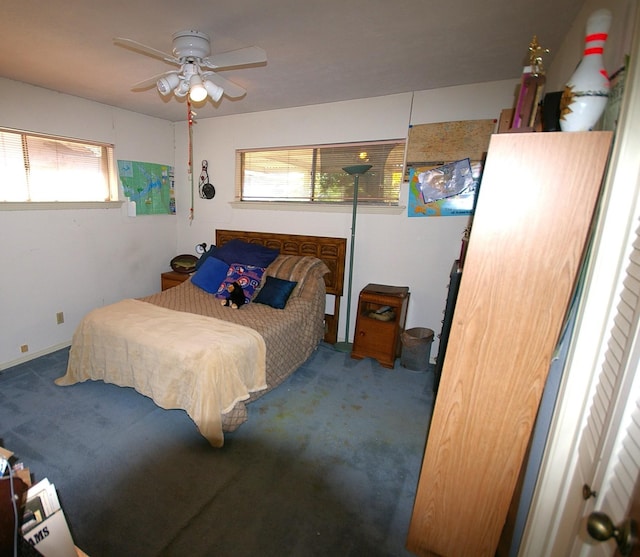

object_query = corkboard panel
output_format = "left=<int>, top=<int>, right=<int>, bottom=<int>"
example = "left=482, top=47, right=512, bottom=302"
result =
left=407, top=119, right=496, bottom=167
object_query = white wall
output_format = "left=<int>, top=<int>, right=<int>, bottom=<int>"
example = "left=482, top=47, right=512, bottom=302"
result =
left=0, top=76, right=517, bottom=369
left=173, top=81, right=518, bottom=347
left=0, top=79, right=176, bottom=368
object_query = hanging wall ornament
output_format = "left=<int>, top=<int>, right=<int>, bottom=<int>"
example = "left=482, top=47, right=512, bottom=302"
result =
left=560, top=9, right=612, bottom=132
left=199, top=160, right=215, bottom=199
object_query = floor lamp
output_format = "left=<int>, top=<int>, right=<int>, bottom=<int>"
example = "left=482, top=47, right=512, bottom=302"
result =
left=334, top=163, right=372, bottom=353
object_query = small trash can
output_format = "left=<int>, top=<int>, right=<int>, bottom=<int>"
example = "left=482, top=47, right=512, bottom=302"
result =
left=400, top=327, right=434, bottom=371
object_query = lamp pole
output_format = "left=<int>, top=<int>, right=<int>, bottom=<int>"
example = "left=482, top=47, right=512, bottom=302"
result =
left=334, top=164, right=372, bottom=353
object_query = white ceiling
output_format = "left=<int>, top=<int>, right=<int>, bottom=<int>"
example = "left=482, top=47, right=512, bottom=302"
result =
left=0, top=0, right=585, bottom=123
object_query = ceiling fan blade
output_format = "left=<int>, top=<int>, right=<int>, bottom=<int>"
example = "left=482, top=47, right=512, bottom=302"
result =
left=130, top=71, right=176, bottom=91
left=201, top=46, right=267, bottom=70
left=202, top=72, right=247, bottom=98
left=114, top=37, right=180, bottom=66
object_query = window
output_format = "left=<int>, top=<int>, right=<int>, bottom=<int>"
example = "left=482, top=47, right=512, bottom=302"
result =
left=0, top=127, right=117, bottom=203
left=237, top=140, right=405, bottom=205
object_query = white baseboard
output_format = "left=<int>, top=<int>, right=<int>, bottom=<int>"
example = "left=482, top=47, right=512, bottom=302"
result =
left=0, top=341, right=71, bottom=372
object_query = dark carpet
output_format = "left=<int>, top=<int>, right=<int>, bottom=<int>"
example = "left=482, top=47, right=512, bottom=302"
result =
left=1, top=343, right=434, bottom=556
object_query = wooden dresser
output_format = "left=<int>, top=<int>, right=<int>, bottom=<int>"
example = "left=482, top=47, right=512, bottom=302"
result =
left=161, top=271, right=190, bottom=291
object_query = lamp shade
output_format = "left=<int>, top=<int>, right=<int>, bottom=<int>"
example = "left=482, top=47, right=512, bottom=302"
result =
left=204, top=80, right=224, bottom=102
left=343, top=164, right=372, bottom=176
left=157, top=73, right=180, bottom=96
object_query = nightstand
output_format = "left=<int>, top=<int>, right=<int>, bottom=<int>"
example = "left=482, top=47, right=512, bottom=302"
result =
left=161, top=271, right=191, bottom=291
left=351, top=283, right=410, bottom=369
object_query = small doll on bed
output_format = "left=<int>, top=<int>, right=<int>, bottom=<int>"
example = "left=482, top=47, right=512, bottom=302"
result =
left=221, top=281, right=246, bottom=309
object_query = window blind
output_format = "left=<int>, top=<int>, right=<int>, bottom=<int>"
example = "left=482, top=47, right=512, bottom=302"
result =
left=0, top=128, right=115, bottom=202
left=238, top=140, right=405, bottom=204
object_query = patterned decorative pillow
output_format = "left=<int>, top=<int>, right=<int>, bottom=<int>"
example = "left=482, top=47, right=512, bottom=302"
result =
left=215, top=263, right=266, bottom=302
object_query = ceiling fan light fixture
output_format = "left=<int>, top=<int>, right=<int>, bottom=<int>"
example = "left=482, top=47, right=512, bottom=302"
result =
left=204, top=80, right=224, bottom=102
left=174, top=79, right=190, bottom=98
left=157, top=73, right=180, bottom=96
left=189, top=74, right=207, bottom=102
left=115, top=30, right=263, bottom=106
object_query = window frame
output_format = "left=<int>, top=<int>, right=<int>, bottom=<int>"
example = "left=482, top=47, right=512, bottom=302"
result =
left=236, top=139, right=406, bottom=207
left=0, top=127, right=120, bottom=210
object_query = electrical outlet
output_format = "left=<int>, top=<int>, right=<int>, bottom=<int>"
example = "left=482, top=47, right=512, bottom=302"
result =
left=20, top=344, right=28, bottom=353
left=56, top=311, right=64, bottom=324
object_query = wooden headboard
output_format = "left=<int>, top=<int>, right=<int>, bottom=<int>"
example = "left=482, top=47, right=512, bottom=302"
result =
left=216, top=229, right=346, bottom=344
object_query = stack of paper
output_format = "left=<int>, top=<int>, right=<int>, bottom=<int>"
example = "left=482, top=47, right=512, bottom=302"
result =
left=21, top=478, right=76, bottom=557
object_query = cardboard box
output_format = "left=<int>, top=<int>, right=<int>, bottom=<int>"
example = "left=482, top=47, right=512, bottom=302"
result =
left=22, top=508, right=77, bottom=557
left=21, top=478, right=77, bottom=557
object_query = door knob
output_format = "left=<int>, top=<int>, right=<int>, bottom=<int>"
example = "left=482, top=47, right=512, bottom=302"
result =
left=582, top=483, right=597, bottom=499
left=587, top=511, right=638, bottom=556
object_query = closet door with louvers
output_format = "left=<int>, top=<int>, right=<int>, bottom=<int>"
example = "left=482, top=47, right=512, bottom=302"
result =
left=519, top=11, right=640, bottom=552
left=569, top=228, right=640, bottom=557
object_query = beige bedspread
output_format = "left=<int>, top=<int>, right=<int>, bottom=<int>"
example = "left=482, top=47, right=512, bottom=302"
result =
left=140, top=255, right=330, bottom=432
left=55, top=254, right=330, bottom=446
left=55, top=298, right=266, bottom=447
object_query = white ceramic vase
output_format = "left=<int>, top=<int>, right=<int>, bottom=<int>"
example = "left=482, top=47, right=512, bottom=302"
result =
left=560, top=9, right=612, bottom=132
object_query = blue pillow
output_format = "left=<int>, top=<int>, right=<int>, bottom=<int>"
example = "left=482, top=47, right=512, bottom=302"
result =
left=191, top=256, right=230, bottom=294
left=215, top=239, right=279, bottom=268
left=195, top=245, right=218, bottom=270
left=254, top=276, right=298, bottom=309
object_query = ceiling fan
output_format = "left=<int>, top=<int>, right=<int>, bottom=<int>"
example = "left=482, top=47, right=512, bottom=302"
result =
left=114, top=30, right=267, bottom=104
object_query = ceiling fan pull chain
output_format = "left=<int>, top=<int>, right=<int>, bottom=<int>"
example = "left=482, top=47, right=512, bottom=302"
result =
left=188, top=98, right=195, bottom=222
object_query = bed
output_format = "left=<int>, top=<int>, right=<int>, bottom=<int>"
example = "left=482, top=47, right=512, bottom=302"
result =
left=55, top=230, right=346, bottom=447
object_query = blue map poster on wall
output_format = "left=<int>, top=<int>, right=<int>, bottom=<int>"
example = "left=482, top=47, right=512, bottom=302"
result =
left=405, top=119, right=493, bottom=217
left=117, top=160, right=175, bottom=215
left=407, top=159, right=481, bottom=217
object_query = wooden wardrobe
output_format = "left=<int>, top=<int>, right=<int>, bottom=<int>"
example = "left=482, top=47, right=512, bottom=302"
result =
left=407, top=131, right=613, bottom=557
